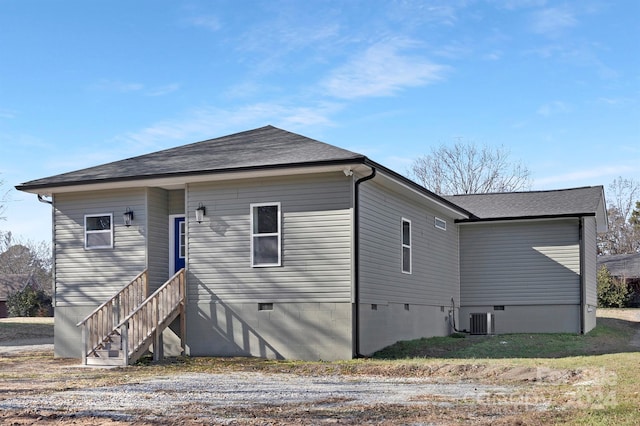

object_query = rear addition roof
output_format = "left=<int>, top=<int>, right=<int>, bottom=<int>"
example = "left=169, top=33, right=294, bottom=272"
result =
left=16, top=125, right=365, bottom=192
left=446, top=186, right=608, bottom=231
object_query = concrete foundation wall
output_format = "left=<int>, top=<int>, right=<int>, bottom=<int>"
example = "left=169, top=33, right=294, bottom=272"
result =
left=459, top=305, right=581, bottom=334
left=584, top=305, right=597, bottom=334
left=358, top=303, right=452, bottom=356
left=186, top=301, right=352, bottom=361
left=54, top=305, right=95, bottom=358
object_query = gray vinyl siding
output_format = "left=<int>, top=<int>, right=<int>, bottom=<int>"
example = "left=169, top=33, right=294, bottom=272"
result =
left=168, top=189, right=185, bottom=215
left=186, top=173, right=353, bottom=303
left=53, top=189, right=147, bottom=306
left=583, top=216, right=597, bottom=306
left=146, top=188, right=170, bottom=291
left=358, top=180, right=460, bottom=306
left=459, top=219, right=580, bottom=306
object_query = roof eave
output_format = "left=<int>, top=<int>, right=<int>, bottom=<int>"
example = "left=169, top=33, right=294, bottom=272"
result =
left=455, top=212, right=597, bottom=224
left=16, top=158, right=367, bottom=195
left=363, top=159, right=471, bottom=219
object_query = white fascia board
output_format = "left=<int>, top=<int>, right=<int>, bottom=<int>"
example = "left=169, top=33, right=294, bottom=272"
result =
left=25, top=163, right=364, bottom=196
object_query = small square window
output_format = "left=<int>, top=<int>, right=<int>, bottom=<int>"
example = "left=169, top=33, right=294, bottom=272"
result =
left=85, top=214, right=113, bottom=249
left=435, top=217, right=447, bottom=231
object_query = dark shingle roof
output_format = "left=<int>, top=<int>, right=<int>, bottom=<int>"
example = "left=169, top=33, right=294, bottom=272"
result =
left=17, top=125, right=365, bottom=191
left=16, top=125, right=606, bottom=228
left=445, top=186, right=605, bottom=219
left=598, top=253, right=640, bottom=279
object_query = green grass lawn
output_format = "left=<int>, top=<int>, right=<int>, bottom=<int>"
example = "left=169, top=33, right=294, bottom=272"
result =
left=370, top=315, right=640, bottom=425
left=372, top=317, right=635, bottom=359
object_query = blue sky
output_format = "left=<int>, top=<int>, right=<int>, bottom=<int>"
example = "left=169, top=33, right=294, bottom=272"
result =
left=1, top=0, right=639, bottom=243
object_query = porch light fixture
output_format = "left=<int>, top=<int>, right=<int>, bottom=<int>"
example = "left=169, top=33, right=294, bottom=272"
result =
left=123, top=208, right=134, bottom=227
left=195, top=203, right=206, bottom=223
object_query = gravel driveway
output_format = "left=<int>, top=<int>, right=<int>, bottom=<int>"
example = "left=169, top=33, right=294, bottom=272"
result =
left=0, top=371, right=519, bottom=423
left=4, top=313, right=634, bottom=424
left=0, top=337, right=53, bottom=356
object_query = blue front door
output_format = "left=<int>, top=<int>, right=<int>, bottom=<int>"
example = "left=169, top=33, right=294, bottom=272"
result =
left=173, top=216, right=186, bottom=273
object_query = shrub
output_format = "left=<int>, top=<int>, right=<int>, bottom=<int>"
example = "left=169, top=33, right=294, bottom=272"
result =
left=597, top=265, right=629, bottom=308
left=6, top=287, right=53, bottom=317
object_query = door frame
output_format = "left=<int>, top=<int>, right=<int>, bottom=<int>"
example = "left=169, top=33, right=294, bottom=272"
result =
left=169, top=214, right=186, bottom=275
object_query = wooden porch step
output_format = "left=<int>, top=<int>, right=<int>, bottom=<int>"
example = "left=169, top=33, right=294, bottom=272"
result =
left=78, top=268, right=185, bottom=366
left=86, top=348, right=125, bottom=366
left=85, top=355, right=126, bottom=367
left=93, top=349, right=123, bottom=357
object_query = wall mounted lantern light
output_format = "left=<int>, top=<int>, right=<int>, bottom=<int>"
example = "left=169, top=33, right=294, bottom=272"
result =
left=195, top=203, right=206, bottom=223
left=123, top=208, right=134, bottom=227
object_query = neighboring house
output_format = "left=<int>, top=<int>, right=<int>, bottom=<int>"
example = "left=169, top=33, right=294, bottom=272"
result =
left=0, top=274, right=38, bottom=318
left=15, top=126, right=608, bottom=363
left=597, top=253, right=640, bottom=307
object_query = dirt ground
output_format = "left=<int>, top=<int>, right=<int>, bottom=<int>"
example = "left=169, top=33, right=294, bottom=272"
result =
left=0, top=312, right=637, bottom=425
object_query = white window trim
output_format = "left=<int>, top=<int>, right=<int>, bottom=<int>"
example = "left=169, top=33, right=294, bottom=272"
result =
left=84, top=213, right=113, bottom=249
left=401, top=217, right=412, bottom=274
left=250, top=202, right=282, bottom=267
left=435, top=217, right=447, bottom=231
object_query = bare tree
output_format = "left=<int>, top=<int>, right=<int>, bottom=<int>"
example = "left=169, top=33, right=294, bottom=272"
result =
left=409, top=140, right=532, bottom=195
left=0, top=232, right=53, bottom=295
left=598, top=177, right=640, bottom=255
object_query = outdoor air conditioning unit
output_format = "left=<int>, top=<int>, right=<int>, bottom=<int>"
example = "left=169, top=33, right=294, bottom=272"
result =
left=470, top=313, right=495, bottom=335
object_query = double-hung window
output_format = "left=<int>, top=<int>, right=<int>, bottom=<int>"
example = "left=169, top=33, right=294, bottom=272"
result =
left=251, top=203, right=281, bottom=267
left=401, top=218, right=411, bottom=274
left=85, top=213, right=113, bottom=249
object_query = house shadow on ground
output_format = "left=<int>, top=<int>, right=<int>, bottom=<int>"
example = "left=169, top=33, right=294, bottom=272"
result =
left=372, top=315, right=640, bottom=360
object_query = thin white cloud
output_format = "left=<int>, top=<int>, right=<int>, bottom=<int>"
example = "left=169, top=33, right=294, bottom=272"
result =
left=385, top=155, right=415, bottom=171
left=0, top=108, right=16, bottom=119
left=186, top=15, right=221, bottom=31
left=537, top=101, right=570, bottom=116
left=534, top=165, right=635, bottom=188
left=483, top=50, right=503, bottom=61
left=90, top=81, right=180, bottom=97
left=92, top=80, right=144, bottom=93
left=423, top=4, right=459, bottom=26
left=322, top=39, right=449, bottom=99
left=146, top=83, right=181, bottom=97
left=525, top=41, right=619, bottom=80
left=236, top=20, right=341, bottom=77
left=492, top=0, right=547, bottom=11
left=530, top=6, right=577, bottom=37
left=116, top=102, right=343, bottom=149
left=597, top=97, right=634, bottom=106
left=388, top=0, right=475, bottom=27
left=434, top=41, right=472, bottom=59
